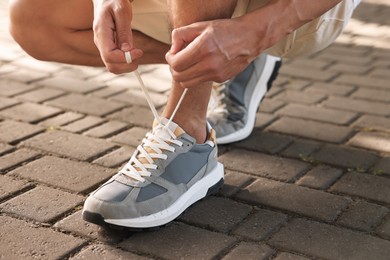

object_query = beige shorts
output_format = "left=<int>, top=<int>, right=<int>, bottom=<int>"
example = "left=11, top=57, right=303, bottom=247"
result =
left=132, top=0, right=356, bottom=58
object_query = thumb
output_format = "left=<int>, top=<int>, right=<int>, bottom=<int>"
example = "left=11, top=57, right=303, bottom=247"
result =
left=170, top=23, right=203, bottom=54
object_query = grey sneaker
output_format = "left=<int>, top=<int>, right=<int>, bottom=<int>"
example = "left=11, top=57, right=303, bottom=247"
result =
left=208, top=54, right=281, bottom=144
left=82, top=118, right=224, bottom=229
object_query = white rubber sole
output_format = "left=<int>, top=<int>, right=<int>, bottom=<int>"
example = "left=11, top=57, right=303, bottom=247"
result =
left=104, top=162, right=224, bottom=228
left=217, top=55, right=280, bottom=145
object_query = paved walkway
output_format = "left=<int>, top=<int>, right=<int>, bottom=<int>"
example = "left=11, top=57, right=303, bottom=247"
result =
left=1, top=1, right=389, bottom=259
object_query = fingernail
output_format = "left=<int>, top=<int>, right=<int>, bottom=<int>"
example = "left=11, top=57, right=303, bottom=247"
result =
left=121, top=43, right=130, bottom=51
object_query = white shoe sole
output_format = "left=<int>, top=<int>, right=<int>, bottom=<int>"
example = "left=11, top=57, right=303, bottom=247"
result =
left=217, top=55, right=280, bottom=145
left=103, top=163, right=224, bottom=228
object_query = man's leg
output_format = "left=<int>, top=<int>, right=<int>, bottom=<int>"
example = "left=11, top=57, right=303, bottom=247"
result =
left=162, top=0, right=238, bottom=143
left=8, top=0, right=169, bottom=66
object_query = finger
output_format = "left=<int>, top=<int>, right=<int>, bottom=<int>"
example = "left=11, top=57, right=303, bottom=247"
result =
left=170, top=58, right=216, bottom=83
left=170, top=24, right=201, bottom=54
left=105, top=48, right=143, bottom=64
left=166, top=37, right=205, bottom=72
left=106, top=62, right=139, bottom=74
left=113, top=0, right=133, bottom=50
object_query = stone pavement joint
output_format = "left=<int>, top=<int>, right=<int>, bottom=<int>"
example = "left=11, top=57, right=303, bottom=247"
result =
left=0, top=0, right=389, bottom=259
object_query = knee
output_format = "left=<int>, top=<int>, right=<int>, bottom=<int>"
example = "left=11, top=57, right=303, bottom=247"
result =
left=9, top=0, right=53, bottom=61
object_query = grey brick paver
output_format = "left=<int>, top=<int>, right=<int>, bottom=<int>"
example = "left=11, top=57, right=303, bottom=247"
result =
left=274, top=90, right=326, bottom=104
left=280, top=65, right=338, bottom=81
left=267, top=117, right=354, bottom=143
left=353, top=115, right=390, bottom=132
left=120, top=222, right=237, bottom=260
left=0, top=102, right=62, bottom=123
left=84, top=120, right=129, bottom=138
left=254, top=112, right=276, bottom=129
left=0, top=79, right=38, bottom=96
left=39, top=112, right=85, bottom=128
left=55, top=211, right=131, bottom=244
left=0, top=96, right=19, bottom=110
left=351, top=88, right=390, bottom=103
left=236, top=177, right=350, bottom=221
left=70, top=245, right=149, bottom=260
left=0, top=175, right=31, bottom=201
left=62, top=116, right=106, bottom=133
left=0, top=148, right=40, bottom=173
left=331, top=172, right=390, bottom=204
left=0, top=120, right=44, bottom=143
left=222, top=242, right=275, bottom=260
left=234, top=131, right=293, bottom=154
left=15, top=87, right=66, bottom=103
left=107, top=107, right=154, bottom=128
left=180, top=196, right=252, bottom=233
left=277, top=104, right=358, bottom=125
left=280, top=139, right=322, bottom=159
left=38, top=76, right=105, bottom=93
left=372, top=157, right=390, bottom=176
left=323, top=96, right=390, bottom=116
left=93, top=146, right=134, bottom=168
left=376, top=216, right=390, bottom=239
left=258, top=99, right=286, bottom=113
left=110, top=126, right=149, bottom=147
left=334, top=74, right=390, bottom=90
left=0, top=142, right=13, bottom=155
left=23, top=131, right=116, bottom=161
left=274, top=252, right=311, bottom=260
left=232, top=209, right=287, bottom=241
left=47, top=93, right=125, bottom=116
left=220, top=149, right=309, bottom=182
left=312, top=144, right=379, bottom=170
left=0, top=216, right=85, bottom=260
left=336, top=201, right=389, bottom=231
left=304, top=82, right=356, bottom=96
left=10, top=156, right=115, bottom=193
left=219, top=170, right=254, bottom=197
left=348, top=131, right=390, bottom=153
left=110, top=89, right=167, bottom=108
left=269, top=218, right=390, bottom=260
left=0, top=186, right=84, bottom=223
left=296, top=165, right=343, bottom=190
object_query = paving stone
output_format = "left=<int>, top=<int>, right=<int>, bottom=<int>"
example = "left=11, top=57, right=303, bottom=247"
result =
left=107, top=107, right=154, bottom=128
left=0, top=148, right=40, bottom=173
left=312, top=144, right=379, bottom=170
left=0, top=175, right=30, bottom=201
left=84, top=121, right=129, bottom=138
left=91, top=86, right=126, bottom=98
left=348, top=131, right=390, bottom=153
left=334, top=74, right=390, bottom=90
left=234, top=131, right=293, bottom=154
left=316, top=52, right=373, bottom=65
left=222, top=242, right=275, bottom=260
left=110, top=89, right=167, bottom=108
left=274, top=90, right=326, bottom=105
left=274, top=252, right=311, bottom=260
left=370, top=68, right=390, bottom=79
left=11, top=57, right=63, bottom=73
left=10, top=156, right=114, bottom=193
left=336, top=201, right=389, bottom=232
left=110, top=127, right=148, bottom=147
left=0, top=102, right=62, bottom=123
left=258, top=99, right=286, bottom=113
left=0, top=96, right=20, bottom=110
left=93, top=146, right=134, bottom=168
left=0, top=142, right=13, bottom=156
left=141, top=67, right=173, bottom=93
left=372, top=157, right=390, bottom=176
left=220, top=149, right=309, bottom=182
left=267, top=117, right=353, bottom=143
left=0, top=186, right=84, bottom=223
left=0, top=79, right=38, bottom=96
left=280, top=139, right=322, bottom=159
left=351, top=88, right=390, bottom=103
left=180, top=196, right=252, bottom=233
left=288, top=59, right=330, bottom=70
left=105, top=74, right=140, bottom=89
left=0, top=215, right=85, bottom=259
left=280, top=66, right=338, bottom=81
left=353, top=115, right=390, bottom=133
left=328, top=63, right=370, bottom=74
left=47, top=93, right=125, bottom=117
left=232, top=209, right=287, bottom=241
left=277, top=104, right=358, bottom=125
left=2, top=68, right=49, bottom=83
left=304, top=82, right=356, bottom=96
left=120, top=222, right=236, bottom=260
left=62, top=116, right=106, bottom=133
left=219, top=170, right=255, bottom=197
left=267, top=86, right=284, bottom=98
left=254, top=112, right=276, bottom=129
left=38, top=76, right=105, bottom=93
left=269, top=218, right=390, bottom=260
left=0, top=120, right=44, bottom=143
left=236, top=177, right=350, bottom=221
left=281, top=78, right=311, bottom=91
left=323, top=96, right=390, bottom=116
left=40, top=112, right=84, bottom=128
left=376, top=216, right=390, bottom=239
left=70, top=245, right=149, bottom=260
left=23, top=131, right=116, bottom=161
left=296, top=165, right=343, bottom=190
left=55, top=211, right=131, bottom=244
left=331, top=172, right=390, bottom=204
left=15, top=87, right=66, bottom=103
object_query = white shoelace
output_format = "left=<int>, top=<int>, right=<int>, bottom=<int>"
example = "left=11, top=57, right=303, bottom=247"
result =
left=209, top=82, right=228, bottom=114
left=119, top=66, right=188, bottom=183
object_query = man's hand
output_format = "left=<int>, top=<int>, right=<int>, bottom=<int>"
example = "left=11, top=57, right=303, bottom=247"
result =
left=92, top=0, right=143, bottom=74
left=165, top=19, right=261, bottom=88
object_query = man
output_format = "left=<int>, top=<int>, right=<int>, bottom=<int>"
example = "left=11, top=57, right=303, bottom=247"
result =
left=9, top=0, right=359, bottom=228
